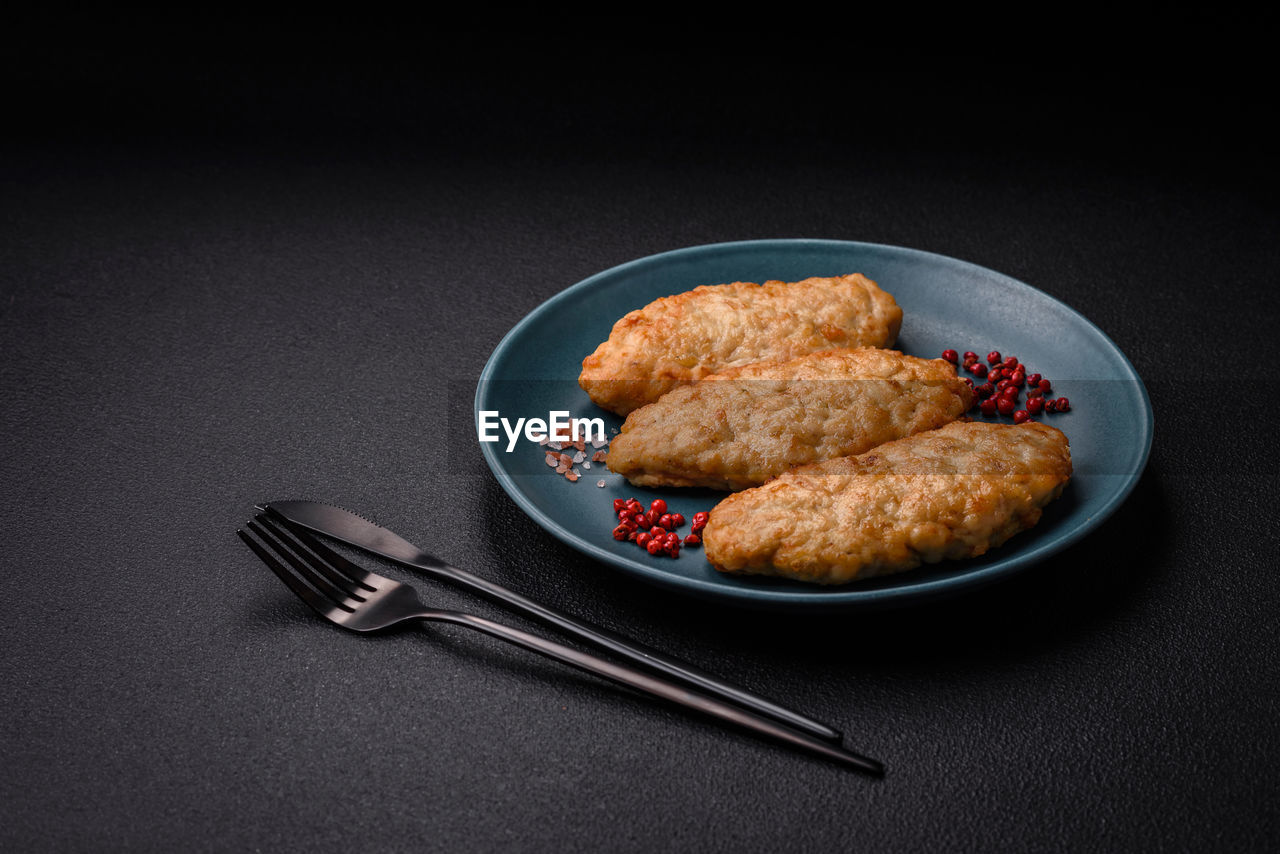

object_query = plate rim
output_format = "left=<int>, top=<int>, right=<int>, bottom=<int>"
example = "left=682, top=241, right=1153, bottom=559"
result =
left=475, top=238, right=1154, bottom=609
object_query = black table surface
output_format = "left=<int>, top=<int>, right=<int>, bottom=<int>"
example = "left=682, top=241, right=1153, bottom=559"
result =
left=3, top=49, right=1277, bottom=852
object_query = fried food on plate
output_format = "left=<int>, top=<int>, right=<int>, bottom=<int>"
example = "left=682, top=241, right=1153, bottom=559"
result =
left=606, top=348, right=974, bottom=490
left=703, top=421, right=1072, bottom=585
left=579, top=274, right=902, bottom=415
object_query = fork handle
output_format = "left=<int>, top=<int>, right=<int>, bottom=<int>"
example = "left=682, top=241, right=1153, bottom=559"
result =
left=261, top=501, right=842, bottom=744
left=431, top=562, right=845, bottom=744
left=415, top=609, right=882, bottom=776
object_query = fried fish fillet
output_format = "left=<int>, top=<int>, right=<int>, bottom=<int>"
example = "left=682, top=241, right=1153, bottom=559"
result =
left=703, top=421, right=1072, bottom=585
left=606, top=348, right=974, bottom=490
left=579, top=274, right=902, bottom=415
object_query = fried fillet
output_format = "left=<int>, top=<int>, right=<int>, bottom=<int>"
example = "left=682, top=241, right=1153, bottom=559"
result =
left=703, top=421, right=1072, bottom=585
left=579, top=274, right=902, bottom=415
left=606, top=348, right=974, bottom=490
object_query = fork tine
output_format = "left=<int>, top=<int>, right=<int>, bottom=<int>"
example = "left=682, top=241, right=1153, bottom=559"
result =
left=237, top=527, right=351, bottom=616
left=254, top=513, right=375, bottom=598
left=260, top=507, right=380, bottom=591
left=246, top=519, right=362, bottom=610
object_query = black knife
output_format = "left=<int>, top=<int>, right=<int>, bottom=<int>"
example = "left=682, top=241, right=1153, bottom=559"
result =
left=262, top=499, right=844, bottom=744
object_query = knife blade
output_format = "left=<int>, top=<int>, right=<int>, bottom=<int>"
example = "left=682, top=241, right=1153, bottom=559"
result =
left=262, top=499, right=845, bottom=744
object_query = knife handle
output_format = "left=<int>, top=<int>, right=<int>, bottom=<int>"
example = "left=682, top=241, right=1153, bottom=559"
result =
left=262, top=501, right=845, bottom=746
left=430, top=561, right=845, bottom=744
left=419, top=610, right=880, bottom=775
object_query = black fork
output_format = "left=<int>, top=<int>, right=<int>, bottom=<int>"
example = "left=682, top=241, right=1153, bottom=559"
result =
left=238, top=513, right=884, bottom=776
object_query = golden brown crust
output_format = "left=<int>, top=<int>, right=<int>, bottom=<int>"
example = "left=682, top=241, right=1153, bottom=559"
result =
left=579, top=274, right=902, bottom=415
left=702, top=421, right=1072, bottom=585
left=606, top=348, right=974, bottom=490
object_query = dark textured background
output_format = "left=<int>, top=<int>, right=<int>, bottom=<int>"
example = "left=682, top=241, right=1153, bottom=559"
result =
left=3, top=43, right=1277, bottom=852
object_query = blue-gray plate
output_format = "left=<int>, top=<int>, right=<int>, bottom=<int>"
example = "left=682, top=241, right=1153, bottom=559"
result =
left=475, top=239, right=1152, bottom=610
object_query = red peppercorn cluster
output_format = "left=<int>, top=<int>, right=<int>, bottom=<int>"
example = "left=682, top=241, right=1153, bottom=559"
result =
left=942, top=348, right=1070, bottom=422
left=611, top=498, right=708, bottom=558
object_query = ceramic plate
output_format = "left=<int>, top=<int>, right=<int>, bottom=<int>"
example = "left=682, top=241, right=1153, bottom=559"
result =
left=475, top=240, right=1153, bottom=610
